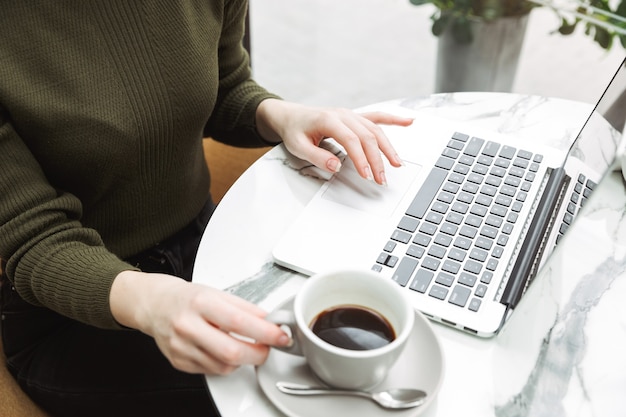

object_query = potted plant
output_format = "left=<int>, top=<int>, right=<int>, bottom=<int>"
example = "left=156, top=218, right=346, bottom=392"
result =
left=408, top=0, right=626, bottom=92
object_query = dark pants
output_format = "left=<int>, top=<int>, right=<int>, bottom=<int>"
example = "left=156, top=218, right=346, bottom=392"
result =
left=0, top=201, right=221, bottom=417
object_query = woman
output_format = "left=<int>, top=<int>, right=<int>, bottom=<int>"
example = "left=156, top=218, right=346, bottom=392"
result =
left=0, top=1, right=412, bottom=416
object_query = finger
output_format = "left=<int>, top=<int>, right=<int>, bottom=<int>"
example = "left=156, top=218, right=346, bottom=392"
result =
left=198, top=291, right=290, bottom=347
left=172, top=313, right=272, bottom=373
left=358, top=112, right=410, bottom=168
left=359, top=111, right=414, bottom=127
left=337, top=117, right=389, bottom=185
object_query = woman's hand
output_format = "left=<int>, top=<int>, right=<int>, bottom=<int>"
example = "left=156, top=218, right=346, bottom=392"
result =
left=256, top=99, right=413, bottom=185
left=110, top=270, right=291, bottom=375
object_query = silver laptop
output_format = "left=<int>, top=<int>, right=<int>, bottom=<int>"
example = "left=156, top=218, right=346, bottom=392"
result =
left=273, top=58, right=626, bottom=337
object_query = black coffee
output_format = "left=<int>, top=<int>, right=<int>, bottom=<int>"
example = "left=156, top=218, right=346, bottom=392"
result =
left=309, top=305, right=395, bottom=351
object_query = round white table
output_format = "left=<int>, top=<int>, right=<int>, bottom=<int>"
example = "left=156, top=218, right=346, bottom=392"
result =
left=193, top=93, right=626, bottom=417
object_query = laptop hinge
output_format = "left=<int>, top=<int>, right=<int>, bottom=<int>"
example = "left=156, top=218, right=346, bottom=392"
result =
left=500, top=167, right=569, bottom=309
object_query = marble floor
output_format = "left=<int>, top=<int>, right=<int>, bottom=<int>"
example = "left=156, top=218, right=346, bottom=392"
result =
left=249, top=0, right=625, bottom=109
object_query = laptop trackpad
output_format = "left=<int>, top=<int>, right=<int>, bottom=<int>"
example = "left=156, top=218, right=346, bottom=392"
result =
left=321, top=159, right=422, bottom=217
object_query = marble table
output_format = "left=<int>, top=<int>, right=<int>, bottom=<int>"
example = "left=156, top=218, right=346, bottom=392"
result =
left=192, top=93, right=626, bottom=417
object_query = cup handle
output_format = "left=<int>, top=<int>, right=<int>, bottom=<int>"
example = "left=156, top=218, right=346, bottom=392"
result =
left=265, top=309, right=304, bottom=356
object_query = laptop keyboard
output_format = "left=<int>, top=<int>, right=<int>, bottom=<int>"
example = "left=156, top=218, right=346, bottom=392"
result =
left=372, top=132, right=543, bottom=313
left=556, top=173, right=596, bottom=245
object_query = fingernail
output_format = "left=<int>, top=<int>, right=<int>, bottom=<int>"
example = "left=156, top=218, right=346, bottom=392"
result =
left=327, top=158, right=342, bottom=173
left=379, top=171, right=388, bottom=186
left=395, top=154, right=404, bottom=166
left=279, top=334, right=293, bottom=347
left=363, top=166, right=374, bottom=181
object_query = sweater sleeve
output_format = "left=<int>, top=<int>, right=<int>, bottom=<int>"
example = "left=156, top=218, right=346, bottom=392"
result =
left=203, top=0, right=282, bottom=148
left=0, top=108, right=135, bottom=329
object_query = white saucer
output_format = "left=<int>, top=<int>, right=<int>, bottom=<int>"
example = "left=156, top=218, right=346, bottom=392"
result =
left=256, top=298, right=445, bottom=417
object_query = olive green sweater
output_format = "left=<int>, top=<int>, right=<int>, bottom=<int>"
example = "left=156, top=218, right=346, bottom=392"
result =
left=0, top=1, right=278, bottom=329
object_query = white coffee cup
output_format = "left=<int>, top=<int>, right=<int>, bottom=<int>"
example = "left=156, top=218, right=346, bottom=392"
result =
left=267, top=268, right=414, bottom=390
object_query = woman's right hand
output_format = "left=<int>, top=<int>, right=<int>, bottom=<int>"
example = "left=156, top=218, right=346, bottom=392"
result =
left=110, top=270, right=291, bottom=375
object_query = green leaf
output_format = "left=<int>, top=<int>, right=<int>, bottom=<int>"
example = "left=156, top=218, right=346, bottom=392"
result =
left=594, top=26, right=612, bottom=49
left=432, top=15, right=449, bottom=37
left=558, top=17, right=577, bottom=35
left=409, top=0, right=431, bottom=5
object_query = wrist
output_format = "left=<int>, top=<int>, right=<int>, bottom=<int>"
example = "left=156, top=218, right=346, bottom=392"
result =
left=110, top=270, right=161, bottom=332
left=256, top=98, right=288, bottom=144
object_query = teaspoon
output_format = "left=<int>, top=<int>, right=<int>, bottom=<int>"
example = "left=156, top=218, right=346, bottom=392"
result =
left=276, top=381, right=427, bottom=409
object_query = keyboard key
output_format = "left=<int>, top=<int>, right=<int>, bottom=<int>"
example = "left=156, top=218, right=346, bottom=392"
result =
left=413, top=233, right=431, bottom=247
left=384, top=241, right=397, bottom=252
left=480, top=185, right=497, bottom=197
left=469, top=298, right=482, bottom=312
left=499, top=146, right=516, bottom=159
left=448, top=247, right=467, bottom=262
left=405, top=167, right=448, bottom=219
left=448, top=173, right=464, bottom=184
left=372, top=264, right=383, bottom=272
left=482, top=141, right=501, bottom=157
left=441, top=259, right=461, bottom=274
left=437, top=191, right=455, bottom=204
left=485, top=175, right=502, bottom=187
left=410, top=269, right=434, bottom=293
left=486, top=258, right=499, bottom=271
left=454, top=236, right=472, bottom=250
left=392, top=257, right=419, bottom=286
left=459, top=155, right=475, bottom=166
left=457, top=191, right=474, bottom=203
left=406, top=244, right=425, bottom=259
left=446, top=212, right=464, bottom=225
left=465, top=214, right=483, bottom=228
left=435, top=272, right=455, bottom=287
left=458, top=272, right=477, bottom=287
left=391, top=229, right=412, bottom=244
left=453, top=164, right=470, bottom=175
left=435, top=156, right=455, bottom=170
left=428, top=245, right=447, bottom=259
left=397, top=216, right=419, bottom=232
left=463, top=260, right=483, bottom=274
left=473, top=163, right=489, bottom=174
left=513, top=157, right=529, bottom=169
left=449, top=285, right=471, bottom=307
left=451, top=202, right=469, bottom=214
left=425, top=212, right=443, bottom=225
left=421, top=256, right=441, bottom=271
left=447, top=139, right=465, bottom=150
left=442, top=147, right=460, bottom=159
left=434, top=233, right=453, bottom=247
left=475, top=284, right=488, bottom=298
left=459, top=225, right=477, bottom=238
left=475, top=236, right=493, bottom=250
left=480, top=225, right=498, bottom=239
left=419, top=222, right=437, bottom=235
left=494, top=158, right=510, bottom=168
left=469, top=205, right=487, bottom=217
left=452, top=132, right=469, bottom=142
left=440, top=222, right=459, bottom=236
left=464, top=137, right=485, bottom=157
left=485, top=215, right=503, bottom=228
left=443, top=182, right=461, bottom=194
left=469, top=248, right=488, bottom=262
left=429, top=285, right=448, bottom=300
left=431, top=202, right=449, bottom=214
left=480, top=271, right=493, bottom=284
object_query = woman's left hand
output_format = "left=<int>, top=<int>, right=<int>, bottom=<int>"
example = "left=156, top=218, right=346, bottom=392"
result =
left=256, top=99, right=413, bottom=185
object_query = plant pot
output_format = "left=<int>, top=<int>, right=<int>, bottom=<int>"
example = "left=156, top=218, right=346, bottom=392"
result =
left=435, top=14, right=530, bottom=93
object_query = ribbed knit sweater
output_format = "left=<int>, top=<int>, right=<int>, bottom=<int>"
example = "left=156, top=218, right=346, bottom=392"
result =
left=0, top=1, right=278, bottom=329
